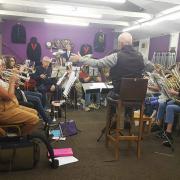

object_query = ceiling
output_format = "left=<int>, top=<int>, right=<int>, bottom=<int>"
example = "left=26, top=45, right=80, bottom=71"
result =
left=0, top=0, right=180, bottom=39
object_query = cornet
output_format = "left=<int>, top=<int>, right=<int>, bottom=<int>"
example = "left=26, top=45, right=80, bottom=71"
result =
left=1, top=70, right=30, bottom=85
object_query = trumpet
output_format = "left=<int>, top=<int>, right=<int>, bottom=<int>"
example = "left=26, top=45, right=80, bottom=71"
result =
left=1, top=70, right=30, bottom=84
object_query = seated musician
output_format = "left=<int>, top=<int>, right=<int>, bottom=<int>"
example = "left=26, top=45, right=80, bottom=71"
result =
left=79, top=65, right=101, bottom=111
left=4, top=56, right=53, bottom=124
left=5, top=56, right=16, bottom=69
left=155, top=88, right=180, bottom=147
left=0, top=57, right=39, bottom=136
left=31, top=56, right=60, bottom=107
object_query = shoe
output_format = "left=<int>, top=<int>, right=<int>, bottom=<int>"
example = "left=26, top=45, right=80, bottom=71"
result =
left=162, top=132, right=173, bottom=147
left=151, top=124, right=161, bottom=132
left=107, top=94, right=119, bottom=103
left=88, top=103, right=95, bottom=109
left=84, top=107, right=90, bottom=112
left=93, top=104, right=100, bottom=110
left=90, top=104, right=99, bottom=110
left=155, top=131, right=165, bottom=139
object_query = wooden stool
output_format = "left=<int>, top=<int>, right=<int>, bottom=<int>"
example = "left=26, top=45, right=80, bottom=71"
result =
left=105, top=78, right=148, bottom=160
left=133, top=111, right=152, bottom=134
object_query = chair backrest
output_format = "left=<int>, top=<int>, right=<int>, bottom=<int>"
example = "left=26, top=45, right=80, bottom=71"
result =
left=119, top=78, right=148, bottom=102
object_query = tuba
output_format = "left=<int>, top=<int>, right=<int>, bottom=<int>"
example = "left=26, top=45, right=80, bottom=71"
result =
left=160, top=64, right=180, bottom=104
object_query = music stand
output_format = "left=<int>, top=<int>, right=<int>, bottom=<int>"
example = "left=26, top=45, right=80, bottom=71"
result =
left=59, top=71, right=77, bottom=136
left=89, top=67, right=99, bottom=77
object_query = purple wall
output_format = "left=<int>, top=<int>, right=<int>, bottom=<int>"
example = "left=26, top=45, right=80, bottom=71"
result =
left=148, top=35, right=170, bottom=60
left=2, top=20, right=114, bottom=63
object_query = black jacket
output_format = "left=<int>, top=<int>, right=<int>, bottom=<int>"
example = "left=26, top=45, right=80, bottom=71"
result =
left=27, top=41, right=41, bottom=66
left=110, top=45, right=145, bottom=93
left=31, top=65, right=52, bottom=87
left=11, top=23, right=26, bottom=44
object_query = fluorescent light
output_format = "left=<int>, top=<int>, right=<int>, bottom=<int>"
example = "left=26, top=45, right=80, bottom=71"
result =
left=44, top=18, right=89, bottom=26
left=135, top=15, right=152, bottom=24
left=46, top=5, right=102, bottom=19
left=47, top=8, right=102, bottom=19
left=159, top=5, right=180, bottom=16
left=122, top=25, right=141, bottom=32
left=164, top=11, right=180, bottom=20
left=143, top=11, right=180, bottom=26
left=90, top=0, right=126, bottom=3
left=124, top=10, right=180, bottom=32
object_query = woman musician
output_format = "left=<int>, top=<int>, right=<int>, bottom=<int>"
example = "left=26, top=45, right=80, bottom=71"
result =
left=2, top=56, right=54, bottom=125
left=0, top=57, right=39, bottom=136
left=155, top=88, right=180, bottom=147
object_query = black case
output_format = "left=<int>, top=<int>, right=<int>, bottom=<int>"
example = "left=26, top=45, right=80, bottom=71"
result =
left=0, top=133, right=59, bottom=171
left=0, top=137, right=40, bottom=171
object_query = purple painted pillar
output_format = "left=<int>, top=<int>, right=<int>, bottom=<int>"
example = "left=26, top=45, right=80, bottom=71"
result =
left=148, top=35, right=170, bottom=60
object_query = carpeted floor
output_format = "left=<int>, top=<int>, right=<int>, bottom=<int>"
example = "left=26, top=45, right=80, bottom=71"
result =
left=1, top=108, right=180, bottom=180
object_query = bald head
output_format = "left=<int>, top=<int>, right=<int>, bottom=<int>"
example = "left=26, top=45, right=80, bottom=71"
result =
left=118, top=32, right=133, bottom=49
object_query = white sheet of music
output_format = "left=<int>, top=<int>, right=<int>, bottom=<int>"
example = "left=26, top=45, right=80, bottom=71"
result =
left=82, top=82, right=113, bottom=92
left=89, top=67, right=99, bottom=77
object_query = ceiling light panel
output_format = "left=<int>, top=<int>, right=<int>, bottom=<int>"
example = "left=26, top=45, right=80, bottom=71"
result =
left=46, top=6, right=102, bottom=19
left=44, top=18, right=89, bottom=26
left=88, top=0, right=126, bottom=3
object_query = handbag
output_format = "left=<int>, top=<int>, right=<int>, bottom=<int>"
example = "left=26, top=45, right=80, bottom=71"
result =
left=60, top=120, right=78, bottom=136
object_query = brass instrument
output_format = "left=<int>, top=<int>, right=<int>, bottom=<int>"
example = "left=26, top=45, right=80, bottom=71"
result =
left=1, top=70, right=30, bottom=85
left=153, top=64, right=180, bottom=104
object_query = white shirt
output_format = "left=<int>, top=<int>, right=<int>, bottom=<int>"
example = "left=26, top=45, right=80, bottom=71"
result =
left=0, top=79, right=9, bottom=91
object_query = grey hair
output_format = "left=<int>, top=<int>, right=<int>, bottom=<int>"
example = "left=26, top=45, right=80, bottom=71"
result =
left=118, top=32, right=133, bottom=48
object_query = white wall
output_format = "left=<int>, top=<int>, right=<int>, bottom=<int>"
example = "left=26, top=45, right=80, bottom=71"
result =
left=169, top=32, right=179, bottom=53
left=138, top=38, right=150, bottom=60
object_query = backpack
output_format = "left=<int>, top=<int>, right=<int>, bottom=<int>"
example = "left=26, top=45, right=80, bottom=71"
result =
left=93, top=32, right=106, bottom=52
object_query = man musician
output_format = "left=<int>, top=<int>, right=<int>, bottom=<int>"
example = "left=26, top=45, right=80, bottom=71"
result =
left=31, top=56, right=60, bottom=107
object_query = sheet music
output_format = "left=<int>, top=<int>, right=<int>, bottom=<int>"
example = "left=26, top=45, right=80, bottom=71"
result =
left=89, top=67, right=99, bottom=77
left=82, top=82, right=113, bottom=92
left=56, top=72, right=68, bottom=85
left=72, top=66, right=80, bottom=78
left=63, top=71, right=77, bottom=97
